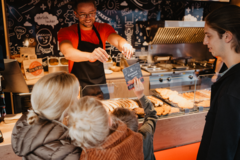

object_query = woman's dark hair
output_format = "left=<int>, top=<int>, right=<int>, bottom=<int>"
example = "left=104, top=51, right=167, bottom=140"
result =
left=205, top=5, right=240, bottom=53
left=73, top=0, right=96, bottom=11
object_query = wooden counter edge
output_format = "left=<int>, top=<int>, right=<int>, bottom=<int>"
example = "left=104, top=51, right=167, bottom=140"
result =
left=25, top=70, right=151, bottom=85
left=105, top=69, right=150, bottom=80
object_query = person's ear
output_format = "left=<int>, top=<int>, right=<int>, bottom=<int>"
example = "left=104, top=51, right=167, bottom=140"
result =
left=74, top=11, right=79, bottom=18
left=224, top=31, right=233, bottom=43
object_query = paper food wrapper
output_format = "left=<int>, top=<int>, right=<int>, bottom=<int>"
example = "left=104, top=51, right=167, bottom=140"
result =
left=23, top=59, right=44, bottom=80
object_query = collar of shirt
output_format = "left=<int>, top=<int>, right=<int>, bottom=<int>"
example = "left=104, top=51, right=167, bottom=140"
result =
left=220, top=63, right=238, bottom=77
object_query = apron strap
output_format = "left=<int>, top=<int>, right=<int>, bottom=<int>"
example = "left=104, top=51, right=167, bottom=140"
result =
left=77, top=23, right=103, bottom=49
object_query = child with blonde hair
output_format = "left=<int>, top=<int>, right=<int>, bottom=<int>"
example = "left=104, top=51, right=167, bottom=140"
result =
left=67, top=79, right=146, bottom=160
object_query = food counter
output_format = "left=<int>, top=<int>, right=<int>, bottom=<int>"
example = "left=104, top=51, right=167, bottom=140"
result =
left=20, top=70, right=213, bottom=151
left=24, top=70, right=150, bottom=98
left=151, top=111, right=207, bottom=151
left=13, top=70, right=150, bottom=113
left=105, top=69, right=150, bottom=79
left=25, top=70, right=150, bottom=85
left=82, top=74, right=213, bottom=151
left=106, top=70, right=150, bottom=98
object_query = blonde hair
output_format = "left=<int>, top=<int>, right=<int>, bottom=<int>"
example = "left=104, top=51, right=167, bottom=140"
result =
left=27, top=72, right=79, bottom=125
left=68, top=96, right=110, bottom=149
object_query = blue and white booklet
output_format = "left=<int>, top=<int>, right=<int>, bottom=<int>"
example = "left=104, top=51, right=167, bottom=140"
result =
left=122, top=62, right=144, bottom=90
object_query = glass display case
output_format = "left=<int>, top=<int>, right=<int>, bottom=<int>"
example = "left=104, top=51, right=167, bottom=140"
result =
left=150, top=73, right=214, bottom=117
left=193, top=74, right=214, bottom=109
left=80, top=73, right=215, bottom=151
left=80, top=73, right=215, bottom=120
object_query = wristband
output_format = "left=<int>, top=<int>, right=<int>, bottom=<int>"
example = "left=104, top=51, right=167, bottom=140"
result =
left=215, top=72, right=219, bottom=75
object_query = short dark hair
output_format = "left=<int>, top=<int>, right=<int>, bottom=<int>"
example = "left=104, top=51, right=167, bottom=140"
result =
left=205, top=5, right=240, bottom=53
left=73, top=0, right=96, bottom=11
left=112, top=108, right=138, bottom=132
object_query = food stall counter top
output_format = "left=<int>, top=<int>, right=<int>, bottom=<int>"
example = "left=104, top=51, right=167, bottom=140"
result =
left=25, top=70, right=150, bottom=85
left=105, top=69, right=150, bottom=80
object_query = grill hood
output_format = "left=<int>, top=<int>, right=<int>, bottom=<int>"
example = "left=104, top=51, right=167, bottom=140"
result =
left=148, top=21, right=205, bottom=44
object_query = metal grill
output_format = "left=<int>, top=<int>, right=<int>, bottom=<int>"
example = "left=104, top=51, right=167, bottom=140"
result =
left=151, top=27, right=204, bottom=44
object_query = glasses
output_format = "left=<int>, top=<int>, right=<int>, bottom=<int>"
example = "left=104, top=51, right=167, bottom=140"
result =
left=76, top=12, right=96, bottom=19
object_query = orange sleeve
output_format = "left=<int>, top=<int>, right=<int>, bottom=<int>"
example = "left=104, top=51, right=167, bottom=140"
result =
left=58, top=25, right=78, bottom=49
left=58, top=28, right=72, bottom=46
left=58, top=25, right=78, bottom=73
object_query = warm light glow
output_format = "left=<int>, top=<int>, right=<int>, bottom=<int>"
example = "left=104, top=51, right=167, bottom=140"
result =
left=25, top=39, right=29, bottom=47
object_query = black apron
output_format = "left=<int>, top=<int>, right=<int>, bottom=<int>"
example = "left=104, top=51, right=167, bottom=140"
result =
left=71, top=24, right=106, bottom=89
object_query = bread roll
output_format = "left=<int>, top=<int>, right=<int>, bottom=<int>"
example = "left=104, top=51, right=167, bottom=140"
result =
left=147, top=96, right=163, bottom=107
left=155, top=107, right=163, bottom=116
left=162, top=104, right=171, bottom=115
left=195, top=90, right=211, bottom=99
left=116, top=99, right=139, bottom=110
left=133, top=108, right=145, bottom=115
left=197, top=100, right=210, bottom=107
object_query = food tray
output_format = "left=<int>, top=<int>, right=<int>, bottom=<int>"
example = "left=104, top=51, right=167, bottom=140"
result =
left=147, top=95, right=183, bottom=117
left=194, top=89, right=211, bottom=109
left=103, top=96, right=183, bottom=119
left=178, top=92, right=208, bottom=102
left=152, top=89, right=211, bottom=112
left=101, top=98, right=144, bottom=116
left=151, top=90, right=195, bottom=113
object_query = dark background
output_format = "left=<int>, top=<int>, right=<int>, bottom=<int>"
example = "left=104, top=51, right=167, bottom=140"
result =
left=2, top=0, right=235, bottom=114
left=5, top=0, right=215, bottom=58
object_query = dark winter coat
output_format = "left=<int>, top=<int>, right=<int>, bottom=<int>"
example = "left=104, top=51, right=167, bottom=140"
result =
left=11, top=114, right=81, bottom=160
left=197, top=63, right=240, bottom=160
